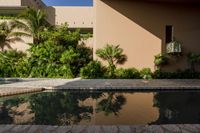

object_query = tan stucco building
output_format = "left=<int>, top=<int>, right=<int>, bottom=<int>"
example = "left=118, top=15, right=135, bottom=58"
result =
left=94, top=0, right=200, bottom=71
left=1, top=0, right=200, bottom=71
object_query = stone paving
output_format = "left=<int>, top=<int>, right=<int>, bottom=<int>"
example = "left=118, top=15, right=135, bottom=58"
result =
left=0, top=87, right=44, bottom=97
left=1, top=78, right=200, bottom=96
left=0, top=124, right=200, bottom=133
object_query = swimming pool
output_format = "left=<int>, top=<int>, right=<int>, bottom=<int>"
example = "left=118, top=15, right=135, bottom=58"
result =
left=0, top=90, right=199, bottom=125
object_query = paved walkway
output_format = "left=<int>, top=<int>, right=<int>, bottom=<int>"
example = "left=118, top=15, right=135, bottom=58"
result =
left=1, top=78, right=200, bottom=96
left=0, top=124, right=200, bottom=133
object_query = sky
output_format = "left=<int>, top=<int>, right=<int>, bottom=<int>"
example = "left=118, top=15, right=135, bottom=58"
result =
left=42, top=0, right=93, bottom=6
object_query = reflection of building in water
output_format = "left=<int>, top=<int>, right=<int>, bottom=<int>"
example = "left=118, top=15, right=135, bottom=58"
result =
left=80, top=92, right=159, bottom=125
left=10, top=102, right=34, bottom=124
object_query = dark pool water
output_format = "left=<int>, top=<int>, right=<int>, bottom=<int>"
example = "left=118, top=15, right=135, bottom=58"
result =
left=0, top=90, right=200, bottom=125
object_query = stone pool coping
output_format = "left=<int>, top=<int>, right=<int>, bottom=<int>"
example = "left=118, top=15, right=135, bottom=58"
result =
left=1, top=78, right=200, bottom=96
left=0, top=124, right=200, bottom=133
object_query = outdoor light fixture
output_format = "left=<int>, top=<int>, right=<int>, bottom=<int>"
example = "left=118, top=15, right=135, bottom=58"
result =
left=166, top=40, right=182, bottom=54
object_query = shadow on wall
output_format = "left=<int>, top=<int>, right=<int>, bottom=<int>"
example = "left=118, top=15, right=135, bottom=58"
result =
left=100, top=0, right=200, bottom=71
left=46, top=6, right=56, bottom=25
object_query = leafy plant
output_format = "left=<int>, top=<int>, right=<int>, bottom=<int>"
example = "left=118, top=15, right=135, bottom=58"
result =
left=115, top=68, right=140, bottom=79
left=0, top=50, right=27, bottom=77
left=140, top=68, right=153, bottom=79
left=80, top=60, right=105, bottom=79
left=154, top=54, right=169, bottom=67
left=96, top=44, right=127, bottom=78
left=14, top=7, right=49, bottom=44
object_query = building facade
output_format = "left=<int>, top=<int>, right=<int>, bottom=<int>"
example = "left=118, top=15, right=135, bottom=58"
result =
left=94, top=0, right=200, bottom=71
left=1, top=0, right=200, bottom=71
left=0, top=0, right=94, bottom=50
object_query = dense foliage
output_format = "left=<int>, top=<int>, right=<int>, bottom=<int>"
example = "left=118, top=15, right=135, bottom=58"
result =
left=0, top=24, right=92, bottom=78
left=115, top=68, right=140, bottom=79
left=0, top=50, right=27, bottom=77
left=80, top=60, right=105, bottom=79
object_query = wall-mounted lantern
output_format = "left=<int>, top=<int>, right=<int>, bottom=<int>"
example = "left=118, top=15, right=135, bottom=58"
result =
left=166, top=40, right=182, bottom=54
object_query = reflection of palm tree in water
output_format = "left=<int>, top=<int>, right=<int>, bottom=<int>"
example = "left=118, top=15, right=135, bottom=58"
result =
left=96, top=92, right=126, bottom=116
left=0, top=91, right=127, bottom=125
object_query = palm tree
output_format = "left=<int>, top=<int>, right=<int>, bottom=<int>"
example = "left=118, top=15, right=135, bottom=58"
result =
left=96, top=44, right=127, bottom=77
left=96, top=92, right=126, bottom=116
left=14, top=7, right=48, bottom=44
left=0, top=21, right=31, bottom=51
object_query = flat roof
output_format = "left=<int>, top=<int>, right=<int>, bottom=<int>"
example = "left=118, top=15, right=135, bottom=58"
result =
left=0, top=6, right=27, bottom=14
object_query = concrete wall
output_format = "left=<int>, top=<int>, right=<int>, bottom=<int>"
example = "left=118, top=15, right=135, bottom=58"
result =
left=46, top=6, right=94, bottom=48
left=0, top=0, right=21, bottom=6
left=94, top=0, right=200, bottom=71
left=48, top=6, right=94, bottom=28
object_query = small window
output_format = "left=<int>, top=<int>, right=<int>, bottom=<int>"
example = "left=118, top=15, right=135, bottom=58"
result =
left=166, top=25, right=173, bottom=44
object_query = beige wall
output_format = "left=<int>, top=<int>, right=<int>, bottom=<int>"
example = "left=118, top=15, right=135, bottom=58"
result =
left=0, top=0, right=21, bottom=6
left=48, top=6, right=94, bottom=28
left=46, top=6, right=94, bottom=48
left=94, top=0, right=200, bottom=71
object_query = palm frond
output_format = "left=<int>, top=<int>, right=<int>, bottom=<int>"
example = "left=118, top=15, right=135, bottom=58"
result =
left=9, top=31, right=31, bottom=38
left=11, top=20, right=32, bottom=34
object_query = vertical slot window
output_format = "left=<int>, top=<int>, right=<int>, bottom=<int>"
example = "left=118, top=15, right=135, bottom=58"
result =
left=166, top=25, right=173, bottom=43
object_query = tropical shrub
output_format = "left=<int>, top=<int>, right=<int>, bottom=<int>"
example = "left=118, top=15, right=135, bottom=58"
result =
left=15, top=7, right=49, bottom=44
left=0, top=50, right=27, bottom=77
left=80, top=61, right=105, bottom=79
left=115, top=68, right=140, bottom=79
left=187, top=53, right=200, bottom=72
left=96, top=44, right=127, bottom=78
left=154, top=54, right=169, bottom=67
left=0, top=21, right=92, bottom=78
left=140, top=68, right=153, bottom=79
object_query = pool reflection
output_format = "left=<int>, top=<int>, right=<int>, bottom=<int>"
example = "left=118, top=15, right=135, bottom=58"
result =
left=0, top=91, right=200, bottom=125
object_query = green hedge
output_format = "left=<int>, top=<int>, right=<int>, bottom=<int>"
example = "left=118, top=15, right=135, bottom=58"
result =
left=80, top=61, right=105, bottom=79
left=115, top=68, right=140, bottom=79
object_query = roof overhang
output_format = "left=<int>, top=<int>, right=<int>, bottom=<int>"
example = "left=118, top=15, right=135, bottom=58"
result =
left=0, top=6, right=27, bottom=15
